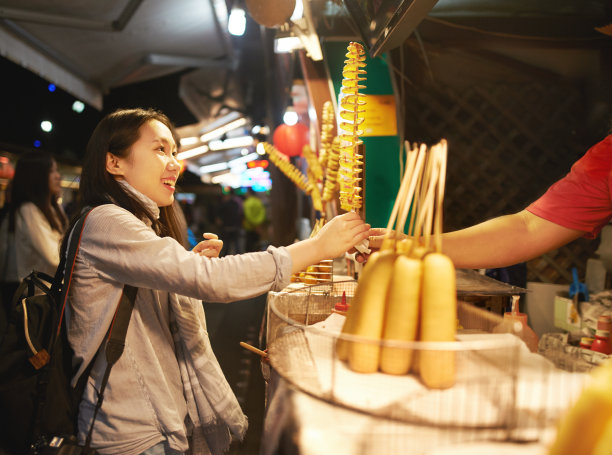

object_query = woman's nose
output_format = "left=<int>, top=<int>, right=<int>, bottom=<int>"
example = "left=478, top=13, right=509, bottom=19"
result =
left=168, top=156, right=180, bottom=169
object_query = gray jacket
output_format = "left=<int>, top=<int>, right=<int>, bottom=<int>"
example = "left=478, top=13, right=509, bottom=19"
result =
left=66, top=192, right=291, bottom=455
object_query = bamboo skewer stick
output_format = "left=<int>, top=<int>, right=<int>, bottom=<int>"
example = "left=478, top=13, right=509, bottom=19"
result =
left=396, top=145, right=427, bottom=238
left=434, top=140, right=448, bottom=253
left=239, top=341, right=267, bottom=358
left=384, top=145, right=418, bottom=235
left=406, top=144, right=427, bottom=238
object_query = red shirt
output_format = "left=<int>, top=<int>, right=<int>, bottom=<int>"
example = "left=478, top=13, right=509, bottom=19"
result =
left=527, top=135, right=612, bottom=239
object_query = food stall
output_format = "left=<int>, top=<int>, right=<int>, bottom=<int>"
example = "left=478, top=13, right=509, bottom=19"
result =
left=240, top=0, right=612, bottom=449
left=254, top=32, right=612, bottom=453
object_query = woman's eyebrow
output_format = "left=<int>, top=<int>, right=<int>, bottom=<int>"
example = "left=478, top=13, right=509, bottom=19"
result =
left=152, top=137, right=173, bottom=146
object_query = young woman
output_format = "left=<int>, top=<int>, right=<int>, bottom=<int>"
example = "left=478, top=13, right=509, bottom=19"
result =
left=0, top=151, right=67, bottom=307
left=63, top=108, right=370, bottom=455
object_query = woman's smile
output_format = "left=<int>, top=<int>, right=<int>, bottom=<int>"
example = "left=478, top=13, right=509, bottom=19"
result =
left=162, top=178, right=176, bottom=192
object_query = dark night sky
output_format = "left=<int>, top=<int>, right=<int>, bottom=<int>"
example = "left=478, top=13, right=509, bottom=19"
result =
left=0, top=56, right=197, bottom=164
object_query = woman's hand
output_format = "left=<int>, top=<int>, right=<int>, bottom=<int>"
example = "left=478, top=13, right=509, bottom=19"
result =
left=314, top=212, right=371, bottom=260
left=287, top=212, right=370, bottom=274
left=192, top=233, right=223, bottom=258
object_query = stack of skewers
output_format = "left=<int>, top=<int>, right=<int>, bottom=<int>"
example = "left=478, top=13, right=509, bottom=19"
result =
left=337, top=140, right=457, bottom=390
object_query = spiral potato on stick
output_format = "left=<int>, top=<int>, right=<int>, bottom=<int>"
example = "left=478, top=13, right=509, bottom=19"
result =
left=319, top=101, right=335, bottom=169
left=263, top=142, right=313, bottom=194
left=337, top=41, right=366, bottom=212
left=322, top=137, right=341, bottom=202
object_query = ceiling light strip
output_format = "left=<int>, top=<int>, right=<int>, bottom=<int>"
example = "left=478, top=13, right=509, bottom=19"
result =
left=199, top=117, right=248, bottom=143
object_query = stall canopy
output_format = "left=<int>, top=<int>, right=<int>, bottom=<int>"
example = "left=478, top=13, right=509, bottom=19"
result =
left=0, top=0, right=236, bottom=115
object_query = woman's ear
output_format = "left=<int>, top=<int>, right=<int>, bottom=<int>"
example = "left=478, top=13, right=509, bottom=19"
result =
left=106, top=153, right=124, bottom=177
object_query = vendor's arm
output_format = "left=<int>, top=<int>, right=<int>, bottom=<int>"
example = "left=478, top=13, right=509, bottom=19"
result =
left=362, top=136, right=612, bottom=267
left=441, top=210, right=585, bottom=269
left=357, top=213, right=584, bottom=268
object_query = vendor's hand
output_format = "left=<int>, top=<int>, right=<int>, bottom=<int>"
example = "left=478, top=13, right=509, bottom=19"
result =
left=192, top=233, right=223, bottom=258
left=350, top=228, right=391, bottom=263
left=314, top=212, right=371, bottom=259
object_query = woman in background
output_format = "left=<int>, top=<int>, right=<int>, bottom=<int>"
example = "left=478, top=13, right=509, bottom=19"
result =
left=0, top=151, right=67, bottom=308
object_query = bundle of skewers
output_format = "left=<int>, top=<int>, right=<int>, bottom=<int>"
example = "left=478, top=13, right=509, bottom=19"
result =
left=337, top=140, right=457, bottom=390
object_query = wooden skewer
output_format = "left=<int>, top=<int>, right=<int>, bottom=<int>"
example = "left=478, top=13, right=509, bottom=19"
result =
left=239, top=341, right=268, bottom=358
left=396, top=144, right=427, bottom=238
left=434, top=140, right=448, bottom=253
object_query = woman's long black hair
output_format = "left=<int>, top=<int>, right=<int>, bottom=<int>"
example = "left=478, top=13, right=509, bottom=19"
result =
left=5, top=151, right=67, bottom=233
left=62, top=108, right=187, bottom=254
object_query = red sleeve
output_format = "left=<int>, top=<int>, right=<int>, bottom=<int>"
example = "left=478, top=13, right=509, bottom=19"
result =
left=526, top=136, right=612, bottom=239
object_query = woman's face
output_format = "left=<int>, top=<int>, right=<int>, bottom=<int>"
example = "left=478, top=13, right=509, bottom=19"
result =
left=48, top=160, right=62, bottom=197
left=109, top=119, right=180, bottom=207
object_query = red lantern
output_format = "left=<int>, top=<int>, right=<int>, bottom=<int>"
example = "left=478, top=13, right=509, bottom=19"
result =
left=273, top=123, right=309, bottom=157
left=0, top=156, right=14, bottom=180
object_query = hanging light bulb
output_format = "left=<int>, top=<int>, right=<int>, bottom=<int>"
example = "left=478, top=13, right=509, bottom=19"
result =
left=283, top=107, right=298, bottom=126
left=40, top=120, right=53, bottom=132
left=228, top=7, right=246, bottom=36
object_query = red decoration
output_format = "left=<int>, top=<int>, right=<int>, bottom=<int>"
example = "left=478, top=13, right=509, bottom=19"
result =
left=247, top=160, right=269, bottom=169
left=0, top=156, right=14, bottom=180
left=273, top=123, right=309, bottom=157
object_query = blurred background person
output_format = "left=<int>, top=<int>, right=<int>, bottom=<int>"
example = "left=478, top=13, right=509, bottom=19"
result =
left=243, top=187, right=266, bottom=252
left=0, top=151, right=67, bottom=311
left=216, top=188, right=243, bottom=256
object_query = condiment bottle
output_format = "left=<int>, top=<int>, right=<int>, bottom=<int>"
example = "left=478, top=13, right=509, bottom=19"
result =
left=596, top=314, right=612, bottom=333
left=595, top=314, right=612, bottom=351
left=334, top=291, right=349, bottom=314
left=590, top=329, right=611, bottom=355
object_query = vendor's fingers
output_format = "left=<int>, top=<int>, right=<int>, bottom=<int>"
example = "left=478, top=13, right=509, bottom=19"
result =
left=203, top=232, right=218, bottom=240
left=368, top=234, right=385, bottom=249
left=368, top=227, right=387, bottom=237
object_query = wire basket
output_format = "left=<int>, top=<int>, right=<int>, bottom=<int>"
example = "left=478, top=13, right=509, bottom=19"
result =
left=266, top=280, right=589, bottom=451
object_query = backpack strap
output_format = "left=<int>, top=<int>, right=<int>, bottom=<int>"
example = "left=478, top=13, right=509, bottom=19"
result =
left=54, top=209, right=93, bottom=337
left=56, top=208, right=138, bottom=448
left=84, top=284, right=137, bottom=448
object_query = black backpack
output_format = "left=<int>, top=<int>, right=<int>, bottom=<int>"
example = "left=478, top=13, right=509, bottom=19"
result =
left=0, top=210, right=136, bottom=454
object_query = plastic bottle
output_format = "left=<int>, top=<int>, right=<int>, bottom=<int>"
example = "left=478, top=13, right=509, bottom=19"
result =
left=334, top=291, right=349, bottom=314
left=597, top=314, right=612, bottom=330
left=492, top=311, right=539, bottom=352
left=590, top=329, right=611, bottom=355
